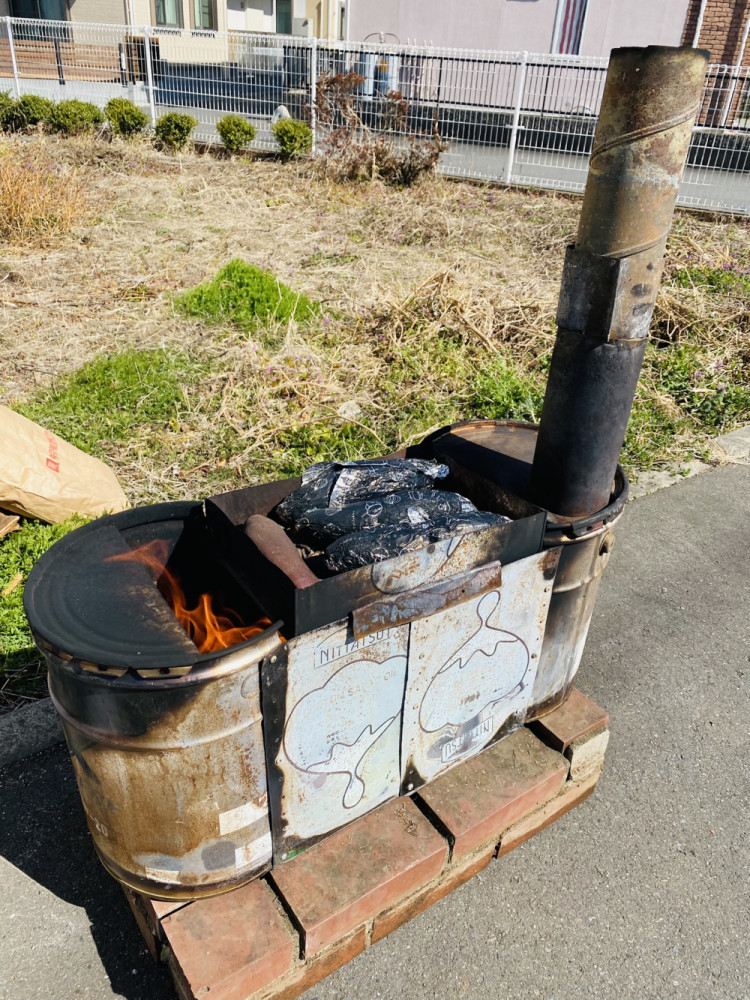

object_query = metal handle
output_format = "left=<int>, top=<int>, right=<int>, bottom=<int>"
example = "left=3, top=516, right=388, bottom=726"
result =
left=351, top=560, right=502, bottom=640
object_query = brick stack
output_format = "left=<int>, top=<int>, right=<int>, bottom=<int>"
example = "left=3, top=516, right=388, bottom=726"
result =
left=682, top=0, right=750, bottom=63
left=124, top=688, right=609, bottom=1000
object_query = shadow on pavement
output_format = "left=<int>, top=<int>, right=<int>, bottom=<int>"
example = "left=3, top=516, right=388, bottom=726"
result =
left=0, top=741, right=175, bottom=1000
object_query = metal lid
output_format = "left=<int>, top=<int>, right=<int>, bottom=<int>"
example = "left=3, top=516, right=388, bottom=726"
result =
left=24, top=502, right=280, bottom=674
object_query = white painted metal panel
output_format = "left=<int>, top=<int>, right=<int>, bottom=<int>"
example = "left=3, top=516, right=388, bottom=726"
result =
left=401, top=548, right=557, bottom=788
left=276, top=619, right=409, bottom=843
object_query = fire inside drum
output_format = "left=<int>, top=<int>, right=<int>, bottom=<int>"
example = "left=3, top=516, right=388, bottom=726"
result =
left=24, top=502, right=285, bottom=900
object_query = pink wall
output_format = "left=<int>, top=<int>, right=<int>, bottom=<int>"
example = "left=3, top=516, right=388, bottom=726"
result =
left=579, top=0, right=691, bottom=56
left=349, top=0, right=691, bottom=56
left=349, top=0, right=559, bottom=51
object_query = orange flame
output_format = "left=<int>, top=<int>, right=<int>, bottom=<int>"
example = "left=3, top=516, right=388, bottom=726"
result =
left=109, top=539, right=275, bottom=654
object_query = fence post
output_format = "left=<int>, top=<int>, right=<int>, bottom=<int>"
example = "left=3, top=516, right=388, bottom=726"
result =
left=4, top=17, right=20, bottom=99
left=54, top=36, right=65, bottom=87
left=310, top=36, right=317, bottom=153
left=506, top=50, right=528, bottom=185
left=143, top=26, right=157, bottom=126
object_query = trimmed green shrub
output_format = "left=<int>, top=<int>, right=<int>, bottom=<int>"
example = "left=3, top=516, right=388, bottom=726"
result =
left=49, top=99, right=105, bottom=135
left=1, top=94, right=55, bottom=131
left=105, top=97, right=149, bottom=138
left=272, top=119, right=313, bottom=161
left=0, top=91, right=13, bottom=122
left=154, top=112, right=197, bottom=151
left=216, top=114, right=256, bottom=153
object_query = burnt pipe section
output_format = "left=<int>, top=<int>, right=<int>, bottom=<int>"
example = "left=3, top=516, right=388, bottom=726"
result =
left=529, top=45, right=709, bottom=520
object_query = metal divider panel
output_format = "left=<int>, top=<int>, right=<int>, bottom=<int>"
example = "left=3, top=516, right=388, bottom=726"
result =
left=400, top=548, right=559, bottom=791
left=272, top=619, right=409, bottom=851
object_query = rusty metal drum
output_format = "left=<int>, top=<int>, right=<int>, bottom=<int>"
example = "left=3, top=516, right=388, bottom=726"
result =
left=25, top=502, right=283, bottom=900
left=430, top=419, right=627, bottom=721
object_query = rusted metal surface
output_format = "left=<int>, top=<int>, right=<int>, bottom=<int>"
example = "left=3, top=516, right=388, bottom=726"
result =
left=263, top=547, right=560, bottom=860
left=352, top=561, right=502, bottom=640
left=577, top=46, right=709, bottom=259
left=264, top=619, right=409, bottom=859
left=555, top=245, right=666, bottom=344
left=526, top=524, right=617, bottom=721
left=48, top=628, right=282, bottom=900
left=27, top=502, right=285, bottom=901
left=417, top=418, right=629, bottom=725
left=400, top=547, right=560, bottom=792
left=530, top=45, right=709, bottom=519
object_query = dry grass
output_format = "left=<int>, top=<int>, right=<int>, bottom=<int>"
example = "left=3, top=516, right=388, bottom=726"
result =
left=0, top=139, right=90, bottom=244
left=0, top=132, right=747, bottom=510
left=0, top=133, right=748, bottom=709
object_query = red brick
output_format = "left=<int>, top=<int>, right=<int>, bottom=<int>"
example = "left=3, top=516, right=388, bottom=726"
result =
left=529, top=688, right=608, bottom=753
left=371, top=847, right=492, bottom=944
left=162, top=878, right=297, bottom=1000
left=270, top=798, right=447, bottom=956
left=415, top=728, right=567, bottom=860
left=498, top=766, right=602, bottom=857
left=267, top=926, right=367, bottom=1000
left=122, top=889, right=189, bottom=960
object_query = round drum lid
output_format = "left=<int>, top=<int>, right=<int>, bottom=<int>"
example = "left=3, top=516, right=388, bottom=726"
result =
left=24, top=505, right=204, bottom=671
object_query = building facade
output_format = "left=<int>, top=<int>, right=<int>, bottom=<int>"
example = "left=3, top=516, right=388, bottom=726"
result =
left=0, top=0, right=747, bottom=64
left=347, top=0, right=692, bottom=56
left=682, top=0, right=750, bottom=63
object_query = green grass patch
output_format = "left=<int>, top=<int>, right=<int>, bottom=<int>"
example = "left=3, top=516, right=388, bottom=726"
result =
left=17, top=347, right=210, bottom=457
left=651, top=343, right=750, bottom=431
left=0, top=517, right=86, bottom=703
left=671, top=264, right=750, bottom=295
left=468, top=359, right=546, bottom=424
left=175, top=259, right=319, bottom=337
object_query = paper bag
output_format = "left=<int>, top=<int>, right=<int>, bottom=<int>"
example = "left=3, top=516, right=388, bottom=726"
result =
left=0, top=405, right=128, bottom=523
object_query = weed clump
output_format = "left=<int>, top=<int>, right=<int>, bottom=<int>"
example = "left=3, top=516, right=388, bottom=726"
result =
left=176, top=259, right=318, bottom=332
left=314, top=73, right=444, bottom=186
left=0, top=143, right=86, bottom=243
left=672, top=263, right=750, bottom=295
left=0, top=516, right=86, bottom=706
left=217, top=114, right=256, bottom=153
left=154, top=112, right=197, bottom=151
left=50, top=99, right=105, bottom=135
left=1, top=94, right=55, bottom=131
left=105, top=97, right=150, bottom=138
left=272, top=119, right=313, bottom=160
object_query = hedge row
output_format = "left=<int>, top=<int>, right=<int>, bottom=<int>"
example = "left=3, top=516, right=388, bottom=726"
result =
left=0, top=92, right=312, bottom=156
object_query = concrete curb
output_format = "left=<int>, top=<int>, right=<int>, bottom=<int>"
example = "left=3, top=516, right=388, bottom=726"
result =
left=0, top=697, right=63, bottom=770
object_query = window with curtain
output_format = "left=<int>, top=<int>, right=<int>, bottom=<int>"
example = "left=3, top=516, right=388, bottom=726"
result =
left=193, top=0, right=216, bottom=29
left=155, top=0, right=183, bottom=28
left=552, top=0, right=588, bottom=55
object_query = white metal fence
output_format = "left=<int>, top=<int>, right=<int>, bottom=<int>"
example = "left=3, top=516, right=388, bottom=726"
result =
left=2, top=16, right=749, bottom=215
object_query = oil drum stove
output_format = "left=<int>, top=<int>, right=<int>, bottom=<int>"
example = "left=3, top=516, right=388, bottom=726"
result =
left=24, top=43, right=708, bottom=908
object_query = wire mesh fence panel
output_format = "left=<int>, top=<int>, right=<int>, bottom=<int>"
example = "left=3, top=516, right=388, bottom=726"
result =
left=679, top=63, right=750, bottom=213
left=147, top=29, right=311, bottom=148
left=508, top=54, right=606, bottom=193
left=0, top=17, right=747, bottom=214
left=2, top=18, right=135, bottom=106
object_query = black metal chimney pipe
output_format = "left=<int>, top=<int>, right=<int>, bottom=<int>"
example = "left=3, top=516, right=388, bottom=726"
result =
left=528, top=45, right=709, bottom=518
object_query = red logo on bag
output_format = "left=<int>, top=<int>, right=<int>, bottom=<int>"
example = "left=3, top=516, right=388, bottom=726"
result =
left=45, top=431, right=60, bottom=474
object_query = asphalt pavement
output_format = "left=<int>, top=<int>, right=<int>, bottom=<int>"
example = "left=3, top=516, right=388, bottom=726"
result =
left=1, top=462, right=748, bottom=1000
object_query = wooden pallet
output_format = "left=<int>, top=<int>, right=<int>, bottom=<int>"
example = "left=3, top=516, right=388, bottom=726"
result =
left=125, top=688, right=609, bottom=1000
